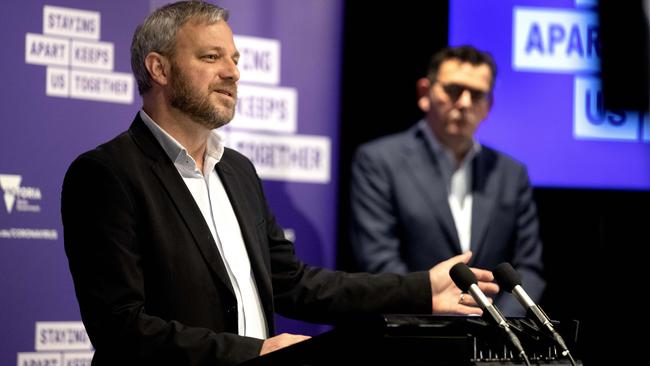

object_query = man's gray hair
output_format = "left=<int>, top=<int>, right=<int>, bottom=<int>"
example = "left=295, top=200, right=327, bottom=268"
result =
left=131, top=1, right=229, bottom=95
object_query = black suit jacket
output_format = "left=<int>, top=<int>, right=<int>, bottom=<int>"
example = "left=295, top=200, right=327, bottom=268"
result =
left=61, top=114, right=431, bottom=366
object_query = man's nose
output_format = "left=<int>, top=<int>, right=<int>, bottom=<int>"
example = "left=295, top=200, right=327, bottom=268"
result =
left=455, top=89, right=473, bottom=108
left=220, top=59, right=240, bottom=82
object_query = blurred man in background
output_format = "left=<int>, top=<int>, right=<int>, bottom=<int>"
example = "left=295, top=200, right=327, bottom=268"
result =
left=350, top=45, right=544, bottom=316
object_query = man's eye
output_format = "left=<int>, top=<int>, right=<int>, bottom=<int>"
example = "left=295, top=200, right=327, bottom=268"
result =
left=204, top=54, right=219, bottom=61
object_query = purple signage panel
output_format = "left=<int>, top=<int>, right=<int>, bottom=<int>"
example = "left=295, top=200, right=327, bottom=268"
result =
left=450, top=0, right=650, bottom=190
left=1, top=0, right=342, bottom=364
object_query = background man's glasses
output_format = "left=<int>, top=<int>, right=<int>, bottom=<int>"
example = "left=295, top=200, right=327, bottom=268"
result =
left=437, top=81, right=490, bottom=103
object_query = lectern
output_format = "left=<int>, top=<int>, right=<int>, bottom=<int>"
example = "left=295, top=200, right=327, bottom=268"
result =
left=240, top=315, right=580, bottom=365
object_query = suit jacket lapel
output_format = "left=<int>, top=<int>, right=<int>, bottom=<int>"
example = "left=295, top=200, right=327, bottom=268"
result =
left=216, top=157, right=273, bottom=314
left=470, top=150, right=496, bottom=256
left=404, top=128, right=462, bottom=253
left=129, top=116, right=234, bottom=295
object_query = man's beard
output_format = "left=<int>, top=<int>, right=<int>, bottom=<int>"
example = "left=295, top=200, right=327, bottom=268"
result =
left=169, top=62, right=236, bottom=130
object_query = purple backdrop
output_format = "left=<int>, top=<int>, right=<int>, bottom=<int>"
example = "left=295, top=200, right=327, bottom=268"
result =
left=450, top=0, right=650, bottom=190
left=0, top=0, right=343, bottom=364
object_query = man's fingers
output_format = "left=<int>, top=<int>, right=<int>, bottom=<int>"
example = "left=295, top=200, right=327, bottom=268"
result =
left=459, top=293, right=493, bottom=308
left=441, top=251, right=473, bottom=268
left=471, top=267, right=494, bottom=282
left=260, top=333, right=312, bottom=355
left=454, top=304, right=484, bottom=316
left=453, top=250, right=472, bottom=264
left=477, top=281, right=499, bottom=296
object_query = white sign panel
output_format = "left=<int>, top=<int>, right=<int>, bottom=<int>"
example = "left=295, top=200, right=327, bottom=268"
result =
left=62, top=352, right=94, bottom=366
left=71, top=40, right=114, bottom=71
left=46, top=67, right=69, bottom=97
left=234, top=35, right=281, bottom=85
left=229, top=131, right=331, bottom=183
left=18, top=352, right=62, bottom=366
left=232, top=84, right=298, bottom=133
left=513, top=7, right=600, bottom=73
left=43, top=5, right=100, bottom=40
left=25, top=33, right=70, bottom=66
left=70, top=70, right=134, bottom=104
left=35, top=322, right=93, bottom=351
left=573, top=76, right=641, bottom=141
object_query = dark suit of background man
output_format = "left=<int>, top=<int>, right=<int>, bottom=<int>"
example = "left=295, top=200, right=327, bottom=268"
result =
left=350, top=45, right=544, bottom=316
left=61, top=3, right=498, bottom=366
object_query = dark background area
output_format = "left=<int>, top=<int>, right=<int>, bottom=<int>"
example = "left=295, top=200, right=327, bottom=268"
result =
left=599, top=0, right=649, bottom=111
left=337, top=2, right=650, bottom=364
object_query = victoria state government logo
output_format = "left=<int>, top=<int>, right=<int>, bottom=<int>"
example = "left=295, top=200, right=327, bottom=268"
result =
left=0, top=174, right=42, bottom=214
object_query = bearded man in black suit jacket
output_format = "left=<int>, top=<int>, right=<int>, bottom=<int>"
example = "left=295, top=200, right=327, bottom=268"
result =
left=61, top=2, right=498, bottom=365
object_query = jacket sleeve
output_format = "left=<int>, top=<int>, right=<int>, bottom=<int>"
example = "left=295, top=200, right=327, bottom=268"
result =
left=61, top=153, right=262, bottom=366
left=348, top=146, right=409, bottom=274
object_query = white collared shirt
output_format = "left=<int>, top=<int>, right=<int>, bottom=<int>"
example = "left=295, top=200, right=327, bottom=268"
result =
left=419, top=120, right=480, bottom=253
left=140, top=110, right=267, bottom=339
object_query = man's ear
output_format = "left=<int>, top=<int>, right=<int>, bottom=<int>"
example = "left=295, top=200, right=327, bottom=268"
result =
left=144, top=52, right=169, bottom=87
left=416, top=77, right=432, bottom=112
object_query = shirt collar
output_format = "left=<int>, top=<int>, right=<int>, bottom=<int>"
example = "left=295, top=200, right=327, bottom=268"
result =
left=139, top=109, right=225, bottom=166
left=418, top=119, right=481, bottom=170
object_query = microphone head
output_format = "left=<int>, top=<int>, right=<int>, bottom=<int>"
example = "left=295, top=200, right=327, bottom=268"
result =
left=493, top=262, right=522, bottom=292
left=449, top=262, right=477, bottom=292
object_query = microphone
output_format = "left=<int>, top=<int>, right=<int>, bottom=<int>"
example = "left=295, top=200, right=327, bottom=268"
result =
left=450, top=263, right=530, bottom=365
left=493, top=263, right=576, bottom=366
